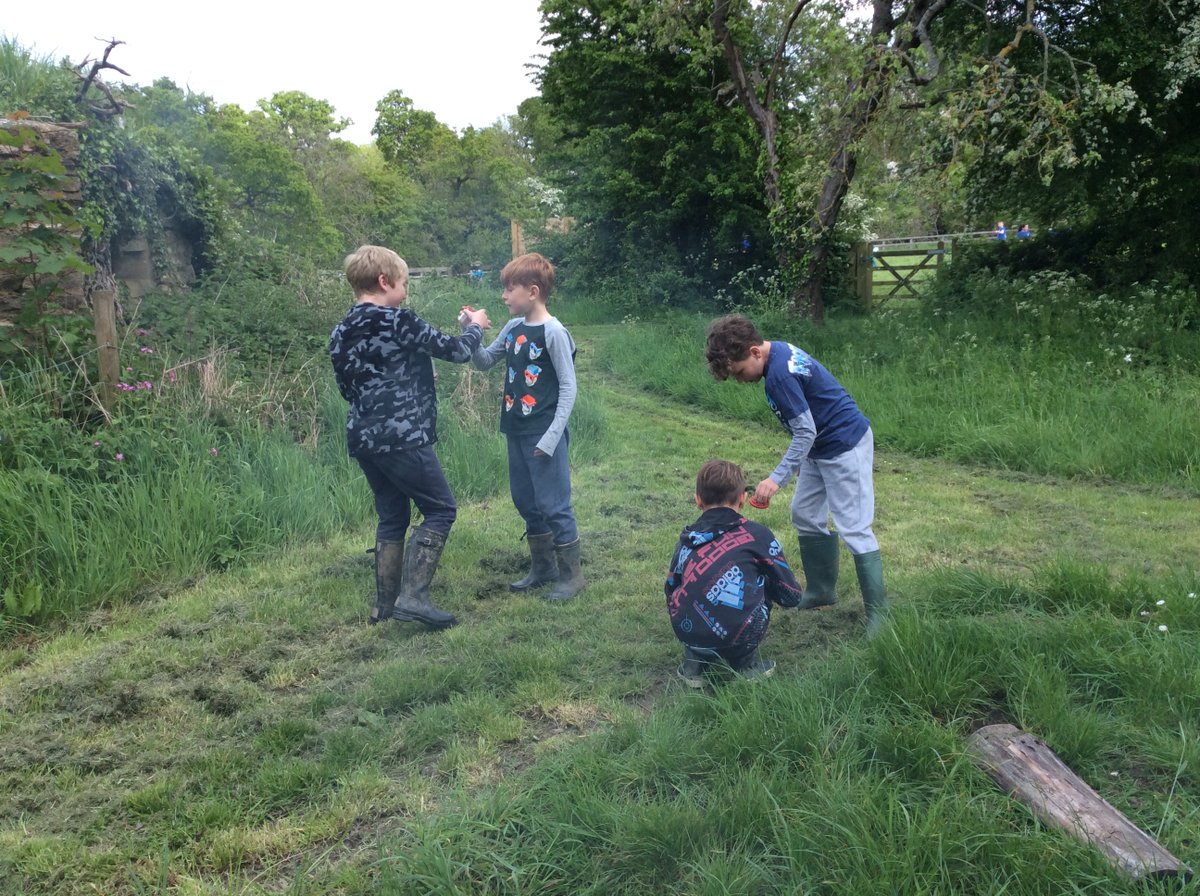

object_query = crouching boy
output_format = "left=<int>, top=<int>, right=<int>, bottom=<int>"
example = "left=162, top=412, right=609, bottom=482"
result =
left=665, top=460, right=803, bottom=686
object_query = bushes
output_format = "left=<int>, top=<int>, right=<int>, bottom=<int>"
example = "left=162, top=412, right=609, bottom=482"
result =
left=0, top=275, right=514, bottom=625
left=923, top=246, right=1200, bottom=372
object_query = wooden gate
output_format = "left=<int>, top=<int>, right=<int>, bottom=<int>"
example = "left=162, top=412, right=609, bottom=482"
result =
left=853, top=240, right=947, bottom=309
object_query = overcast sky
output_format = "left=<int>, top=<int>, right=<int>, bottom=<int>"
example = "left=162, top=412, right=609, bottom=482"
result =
left=4, top=0, right=547, bottom=144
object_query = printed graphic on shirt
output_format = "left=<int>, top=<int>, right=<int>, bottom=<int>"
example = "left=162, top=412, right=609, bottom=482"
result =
left=706, top=565, right=746, bottom=609
left=691, top=601, right=729, bottom=639
left=786, top=346, right=813, bottom=377
left=520, top=395, right=537, bottom=415
left=514, top=334, right=527, bottom=353
left=508, top=367, right=516, bottom=384
left=529, top=342, right=543, bottom=360
left=505, top=395, right=514, bottom=412
left=524, top=364, right=541, bottom=387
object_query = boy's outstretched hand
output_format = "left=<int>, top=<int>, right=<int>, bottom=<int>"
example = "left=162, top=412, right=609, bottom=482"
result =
left=458, top=306, right=491, bottom=329
left=752, top=477, right=780, bottom=508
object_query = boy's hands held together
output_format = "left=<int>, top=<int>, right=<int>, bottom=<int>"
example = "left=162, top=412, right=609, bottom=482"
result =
left=458, top=306, right=491, bottom=329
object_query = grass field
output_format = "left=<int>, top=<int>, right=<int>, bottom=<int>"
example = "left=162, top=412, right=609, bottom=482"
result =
left=1, top=321, right=1197, bottom=894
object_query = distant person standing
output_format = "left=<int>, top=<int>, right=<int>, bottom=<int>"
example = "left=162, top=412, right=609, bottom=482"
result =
left=994, top=221, right=1007, bottom=240
left=1016, top=224, right=1032, bottom=239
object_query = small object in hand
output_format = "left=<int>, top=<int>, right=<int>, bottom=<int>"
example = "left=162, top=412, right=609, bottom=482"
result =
left=745, top=486, right=769, bottom=509
left=458, top=306, right=475, bottom=324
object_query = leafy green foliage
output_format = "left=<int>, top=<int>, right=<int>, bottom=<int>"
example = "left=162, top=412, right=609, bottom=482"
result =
left=930, top=0, right=1200, bottom=285
left=536, top=0, right=769, bottom=308
left=0, top=126, right=93, bottom=361
left=0, top=36, right=77, bottom=119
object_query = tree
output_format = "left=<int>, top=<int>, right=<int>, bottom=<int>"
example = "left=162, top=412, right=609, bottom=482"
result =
left=372, top=90, right=455, bottom=171
left=536, top=0, right=769, bottom=303
left=943, top=0, right=1200, bottom=285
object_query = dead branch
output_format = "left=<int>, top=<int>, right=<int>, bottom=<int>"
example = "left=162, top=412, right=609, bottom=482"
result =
left=74, top=39, right=132, bottom=119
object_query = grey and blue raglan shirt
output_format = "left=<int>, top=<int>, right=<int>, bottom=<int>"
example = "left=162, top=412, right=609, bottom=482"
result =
left=471, top=317, right=577, bottom=456
left=763, top=341, right=870, bottom=485
left=329, top=304, right=483, bottom=457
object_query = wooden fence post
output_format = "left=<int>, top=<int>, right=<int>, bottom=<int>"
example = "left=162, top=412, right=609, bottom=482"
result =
left=511, top=220, right=525, bottom=259
left=854, top=241, right=874, bottom=310
left=92, top=287, right=119, bottom=415
left=968, top=723, right=1192, bottom=883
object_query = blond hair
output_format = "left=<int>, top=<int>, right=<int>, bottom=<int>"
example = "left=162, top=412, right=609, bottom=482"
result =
left=344, top=245, right=408, bottom=297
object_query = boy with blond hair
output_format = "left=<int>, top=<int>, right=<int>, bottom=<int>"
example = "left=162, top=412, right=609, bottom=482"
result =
left=330, top=245, right=491, bottom=628
left=471, top=253, right=585, bottom=600
left=705, top=314, right=888, bottom=635
left=665, top=459, right=803, bottom=685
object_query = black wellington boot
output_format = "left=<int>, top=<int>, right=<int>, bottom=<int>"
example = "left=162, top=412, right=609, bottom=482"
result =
left=545, top=538, right=586, bottom=602
left=391, top=527, right=457, bottom=629
left=369, top=539, right=405, bottom=625
left=511, top=532, right=558, bottom=592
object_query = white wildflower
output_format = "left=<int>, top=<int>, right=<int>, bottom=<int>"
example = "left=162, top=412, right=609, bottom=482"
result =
left=1158, top=625, right=1168, bottom=633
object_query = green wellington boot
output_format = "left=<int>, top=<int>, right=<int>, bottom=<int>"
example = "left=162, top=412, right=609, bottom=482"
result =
left=391, top=527, right=457, bottom=629
left=853, top=549, right=888, bottom=637
left=545, top=538, right=586, bottom=602
left=797, top=533, right=840, bottom=609
left=369, top=538, right=405, bottom=625
left=511, top=532, right=558, bottom=592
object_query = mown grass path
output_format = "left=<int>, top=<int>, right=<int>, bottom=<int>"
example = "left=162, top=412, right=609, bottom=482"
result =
left=1, top=322, right=1195, bottom=894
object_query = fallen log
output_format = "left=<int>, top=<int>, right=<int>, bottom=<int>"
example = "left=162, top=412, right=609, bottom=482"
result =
left=968, top=723, right=1192, bottom=882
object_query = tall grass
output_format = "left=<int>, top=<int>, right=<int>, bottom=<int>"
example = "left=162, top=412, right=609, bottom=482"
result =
left=0, top=273, right=614, bottom=625
left=592, top=309, right=1200, bottom=492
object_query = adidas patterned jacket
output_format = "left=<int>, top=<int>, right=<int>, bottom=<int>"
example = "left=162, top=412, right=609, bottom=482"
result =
left=665, top=507, right=802, bottom=653
left=329, top=303, right=483, bottom=457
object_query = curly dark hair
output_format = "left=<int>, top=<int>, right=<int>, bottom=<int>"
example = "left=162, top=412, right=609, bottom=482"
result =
left=705, top=314, right=761, bottom=380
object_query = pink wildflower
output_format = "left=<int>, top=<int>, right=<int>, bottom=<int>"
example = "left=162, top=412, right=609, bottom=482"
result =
left=210, top=447, right=219, bottom=458
left=115, top=453, right=124, bottom=461
left=139, top=346, right=154, bottom=354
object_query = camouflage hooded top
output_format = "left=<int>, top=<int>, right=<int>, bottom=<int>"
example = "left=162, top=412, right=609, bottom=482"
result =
left=329, top=303, right=483, bottom=457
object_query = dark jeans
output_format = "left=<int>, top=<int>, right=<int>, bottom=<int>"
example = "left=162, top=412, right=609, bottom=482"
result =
left=506, top=430, right=578, bottom=545
left=357, top=446, right=456, bottom=542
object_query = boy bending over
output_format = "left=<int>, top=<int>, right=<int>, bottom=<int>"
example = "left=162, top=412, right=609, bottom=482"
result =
left=705, top=314, right=888, bottom=635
